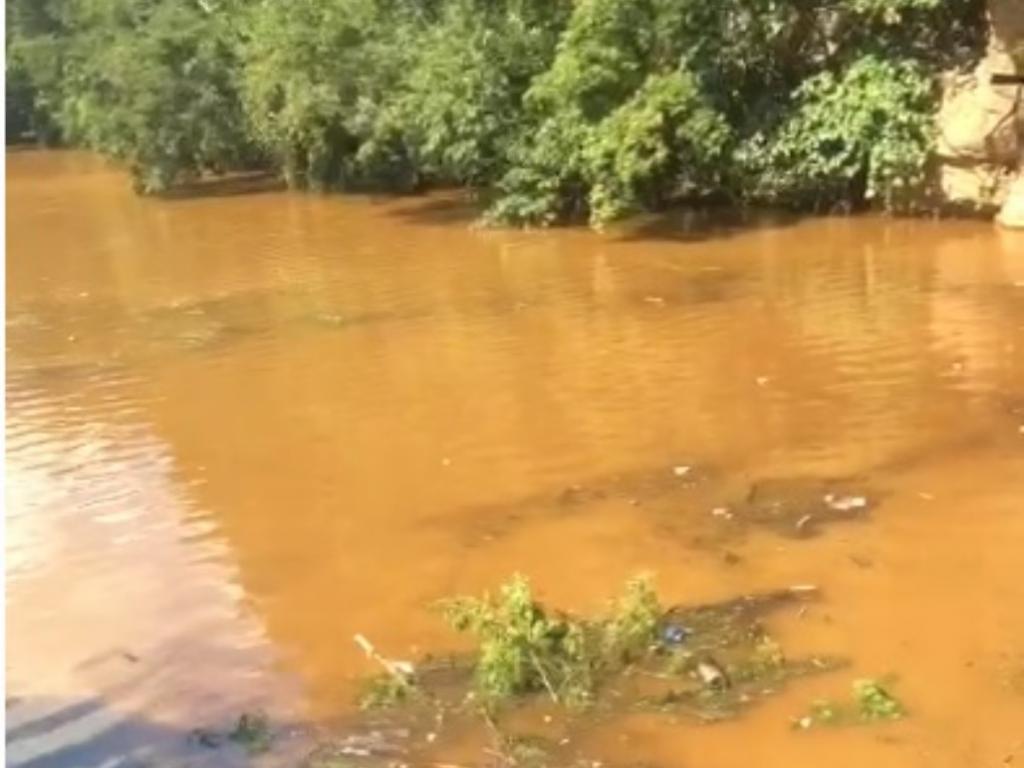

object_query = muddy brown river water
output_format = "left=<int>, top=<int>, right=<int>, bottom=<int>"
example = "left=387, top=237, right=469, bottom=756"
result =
left=6, top=150, right=1024, bottom=768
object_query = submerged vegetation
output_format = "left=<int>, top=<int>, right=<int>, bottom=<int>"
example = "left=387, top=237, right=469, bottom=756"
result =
left=794, top=678, right=907, bottom=728
left=194, top=576, right=906, bottom=766
left=357, top=575, right=842, bottom=723
left=7, top=0, right=986, bottom=224
left=438, top=574, right=661, bottom=707
left=227, top=711, right=274, bottom=754
left=221, top=576, right=902, bottom=766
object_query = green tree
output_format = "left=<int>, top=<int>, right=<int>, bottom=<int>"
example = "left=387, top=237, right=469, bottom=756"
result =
left=5, top=0, right=987, bottom=219
left=9, top=0, right=253, bottom=192
left=395, top=0, right=568, bottom=187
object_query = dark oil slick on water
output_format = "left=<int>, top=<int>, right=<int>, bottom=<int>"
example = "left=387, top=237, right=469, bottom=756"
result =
left=6, top=150, right=1024, bottom=768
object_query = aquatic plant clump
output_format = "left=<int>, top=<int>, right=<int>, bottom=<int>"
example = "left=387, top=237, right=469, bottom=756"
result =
left=854, top=678, right=906, bottom=720
left=200, top=579, right=852, bottom=766
left=438, top=574, right=661, bottom=707
left=360, top=575, right=840, bottom=723
left=794, top=678, right=907, bottom=729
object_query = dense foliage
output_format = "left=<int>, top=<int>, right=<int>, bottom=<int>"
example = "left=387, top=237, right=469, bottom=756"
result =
left=7, top=0, right=986, bottom=222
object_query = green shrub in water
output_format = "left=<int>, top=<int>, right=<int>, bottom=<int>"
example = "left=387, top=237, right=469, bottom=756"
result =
left=796, top=677, right=906, bottom=728
left=440, top=573, right=661, bottom=708
left=853, top=678, right=906, bottom=721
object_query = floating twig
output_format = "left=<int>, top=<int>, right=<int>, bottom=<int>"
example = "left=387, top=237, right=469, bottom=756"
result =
left=354, top=633, right=415, bottom=681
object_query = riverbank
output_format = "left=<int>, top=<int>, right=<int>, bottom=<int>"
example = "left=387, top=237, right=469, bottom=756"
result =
left=11, top=0, right=1017, bottom=227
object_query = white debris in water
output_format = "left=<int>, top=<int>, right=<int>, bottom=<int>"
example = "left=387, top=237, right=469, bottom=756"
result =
left=672, top=465, right=691, bottom=477
left=823, top=493, right=868, bottom=512
left=711, top=507, right=733, bottom=519
left=755, top=376, right=770, bottom=386
left=392, top=661, right=415, bottom=676
left=696, top=660, right=728, bottom=688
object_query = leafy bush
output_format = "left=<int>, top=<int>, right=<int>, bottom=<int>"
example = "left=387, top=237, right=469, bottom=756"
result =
left=239, top=0, right=396, bottom=191
left=395, top=0, right=567, bottom=187
left=9, top=0, right=253, bottom=191
left=441, top=574, right=595, bottom=706
left=440, top=574, right=661, bottom=708
left=7, top=0, right=986, bottom=216
left=583, top=70, right=732, bottom=226
left=741, top=56, right=935, bottom=210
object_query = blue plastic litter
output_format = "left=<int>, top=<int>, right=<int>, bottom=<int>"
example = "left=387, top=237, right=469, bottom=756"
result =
left=661, top=624, right=690, bottom=645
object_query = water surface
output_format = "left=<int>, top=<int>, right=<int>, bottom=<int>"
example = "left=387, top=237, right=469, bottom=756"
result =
left=6, top=150, right=1024, bottom=768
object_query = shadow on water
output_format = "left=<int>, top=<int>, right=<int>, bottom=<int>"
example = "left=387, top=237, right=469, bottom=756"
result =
left=5, top=695, right=431, bottom=768
left=381, top=193, right=483, bottom=227
left=5, top=695, right=251, bottom=768
left=157, top=173, right=286, bottom=201
left=611, top=206, right=804, bottom=243
left=382, top=196, right=806, bottom=241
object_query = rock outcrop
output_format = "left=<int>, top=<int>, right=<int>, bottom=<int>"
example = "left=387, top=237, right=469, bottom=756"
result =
left=997, top=174, right=1024, bottom=227
left=936, top=0, right=1023, bottom=226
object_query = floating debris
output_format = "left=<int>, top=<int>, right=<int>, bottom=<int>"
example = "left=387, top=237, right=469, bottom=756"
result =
left=661, top=624, right=691, bottom=646
left=354, top=634, right=416, bottom=681
left=715, top=477, right=876, bottom=538
left=355, top=634, right=420, bottom=710
left=695, top=658, right=730, bottom=690
left=794, top=513, right=814, bottom=534
left=823, top=494, right=869, bottom=512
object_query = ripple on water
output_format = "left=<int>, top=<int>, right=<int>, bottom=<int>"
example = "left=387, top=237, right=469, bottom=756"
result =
left=6, top=364, right=301, bottom=768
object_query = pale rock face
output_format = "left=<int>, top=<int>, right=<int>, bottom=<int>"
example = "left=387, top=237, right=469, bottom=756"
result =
left=997, top=174, right=1024, bottom=228
left=937, top=70, right=1019, bottom=166
left=939, top=161, right=1015, bottom=208
left=936, top=0, right=1023, bottom=217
